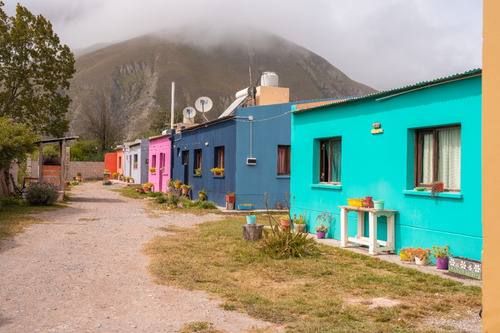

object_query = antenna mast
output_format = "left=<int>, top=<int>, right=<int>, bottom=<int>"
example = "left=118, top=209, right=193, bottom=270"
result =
left=170, top=82, right=175, bottom=130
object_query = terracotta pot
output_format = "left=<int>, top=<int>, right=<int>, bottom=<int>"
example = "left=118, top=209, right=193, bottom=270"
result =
left=143, top=186, right=150, bottom=192
left=280, top=218, right=292, bottom=231
left=174, top=183, right=181, bottom=188
left=226, top=195, right=236, bottom=202
left=182, top=187, right=189, bottom=195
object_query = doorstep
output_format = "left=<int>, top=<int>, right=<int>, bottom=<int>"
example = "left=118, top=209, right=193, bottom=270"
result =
left=311, top=235, right=481, bottom=288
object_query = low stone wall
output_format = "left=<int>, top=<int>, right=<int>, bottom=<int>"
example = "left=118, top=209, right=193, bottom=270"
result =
left=66, top=161, right=105, bottom=181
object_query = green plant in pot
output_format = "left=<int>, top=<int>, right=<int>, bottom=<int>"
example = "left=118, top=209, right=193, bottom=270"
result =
left=315, top=211, right=334, bottom=239
left=399, top=247, right=416, bottom=262
left=414, top=247, right=431, bottom=266
left=293, top=211, right=307, bottom=233
left=142, top=182, right=153, bottom=192
left=195, top=168, right=202, bottom=175
left=198, top=189, right=207, bottom=200
left=432, top=245, right=452, bottom=270
left=180, top=184, right=191, bottom=195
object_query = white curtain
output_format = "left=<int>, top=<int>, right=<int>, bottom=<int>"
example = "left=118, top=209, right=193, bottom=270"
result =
left=438, top=128, right=461, bottom=189
left=422, top=133, right=433, bottom=184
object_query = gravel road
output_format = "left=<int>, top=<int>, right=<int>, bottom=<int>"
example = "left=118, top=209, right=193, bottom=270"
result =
left=0, top=182, right=276, bottom=332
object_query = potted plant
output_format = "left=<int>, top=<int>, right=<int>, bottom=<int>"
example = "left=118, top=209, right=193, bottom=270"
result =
left=226, top=191, right=236, bottom=202
left=142, top=182, right=153, bottom=192
left=246, top=214, right=256, bottom=224
left=76, top=172, right=83, bottom=182
left=103, top=169, right=111, bottom=179
left=195, top=168, right=202, bottom=175
left=280, top=214, right=292, bottom=231
left=432, top=245, right=452, bottom=269
left=210, top=167, right=222, bottom=176
left=149, top=167, right=156, bottom=173
left=399, top=247, right=416, bottom=262
left=238, top=203, right=253, bottom=210
left=315, top=211, right=334, bottom=239
left=414, top=247, right=431, bottom=266
left=181, top=184, right=191, bottom=195
left=174, top=180, right=182, bottom=189
left=293, top=212, right=307, bottom=233
left=112, top=172, right=118, bottom=179
left=198, top=189, right=207, bottom=200
left=134, top=162, right=138, bottom=169
left=431, top=181, right=444, bottom=198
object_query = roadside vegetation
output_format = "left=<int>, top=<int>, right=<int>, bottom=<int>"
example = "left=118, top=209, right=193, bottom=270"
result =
left=144, top=216, right=481, bottom=332
left=0, top=196, right=65, bottom=249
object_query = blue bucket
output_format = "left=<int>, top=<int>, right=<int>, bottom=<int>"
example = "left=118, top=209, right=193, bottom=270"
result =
left=246, top=215, right=256, bottom=224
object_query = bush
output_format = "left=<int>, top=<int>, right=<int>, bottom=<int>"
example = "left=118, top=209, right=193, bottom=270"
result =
left=154, top=195, right=167, bottom=204
left=187, top=200, right=217, bottom=209
left=24, top=182, right=59, bottom=206
left=0, top=195, right=22, bottom=206
left=259, top=225, right=320, bottom=259
left=147, top=191, right=163, bottom=198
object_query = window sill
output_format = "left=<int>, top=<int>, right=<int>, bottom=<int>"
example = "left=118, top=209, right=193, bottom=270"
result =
left=403, top=190, right=463, bottom=199
left=193, top=174, right=202, bottom=178
left=276, top=175, right=290, bottom=179
left=311, top=184, right=342, bottom=190
left=213, top=175, right=225, bottom=179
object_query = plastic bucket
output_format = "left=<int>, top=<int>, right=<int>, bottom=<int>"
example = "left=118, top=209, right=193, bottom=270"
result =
left=373, top=200, right=385, bottom=210
left=246, top=215, right=256, bottom=224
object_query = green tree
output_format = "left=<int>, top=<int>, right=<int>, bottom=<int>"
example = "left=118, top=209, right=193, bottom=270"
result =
left=0, top=117, right=39, bottom=195
left=0, top=2, right=75, bottom=137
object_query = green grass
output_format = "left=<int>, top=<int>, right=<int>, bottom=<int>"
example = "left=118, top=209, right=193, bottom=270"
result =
left=0, top=196, right=65, bottom=249
left=144, top=217, right=482, bottom=332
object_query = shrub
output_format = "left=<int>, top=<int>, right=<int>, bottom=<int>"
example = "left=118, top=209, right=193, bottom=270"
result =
left=154, top=195, right=167, bottom=204
left=147, top=191, right=163, bottom=198
left=102, top=180, right=112, bottom=185
left=259, top=225, right=320, bottom=259
left=187, top=200, right=217, bottom=209
left=0, top=195, right=22, bottom=206
left=24, top=182, right=59, bottom=206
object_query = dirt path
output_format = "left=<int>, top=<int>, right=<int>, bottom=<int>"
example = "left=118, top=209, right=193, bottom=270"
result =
left=0, top=182, right=276, bottom=332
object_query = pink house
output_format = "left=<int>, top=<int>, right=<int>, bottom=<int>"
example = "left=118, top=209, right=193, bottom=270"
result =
left=148, top=133, right=171, bottom=192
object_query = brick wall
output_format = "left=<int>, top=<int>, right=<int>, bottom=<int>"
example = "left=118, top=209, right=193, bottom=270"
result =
left=66, top=161, right=106, bottom=180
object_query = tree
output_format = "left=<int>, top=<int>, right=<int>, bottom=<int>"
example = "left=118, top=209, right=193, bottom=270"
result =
left=0, top=2, right=75, bottom=137
left=0, top=117, right=39, bottom=195
left=78, top=90, right=124, bottom=152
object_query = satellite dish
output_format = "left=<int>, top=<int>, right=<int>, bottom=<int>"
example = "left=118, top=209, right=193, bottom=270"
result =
left=195, top=97, right=213, bottom=113
left=182, top=107, right=197, bottom=119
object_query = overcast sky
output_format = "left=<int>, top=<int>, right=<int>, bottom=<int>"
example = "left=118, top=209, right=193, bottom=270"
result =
left=3, top=0, right=482, bottom=91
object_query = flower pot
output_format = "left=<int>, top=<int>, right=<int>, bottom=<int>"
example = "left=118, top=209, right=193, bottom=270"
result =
left=174, top=183, right=181, bottom=189
left=143, top=186, right=150, bottom=192
left=182, top=187, right=190, bottom=195
left=317, top=231, right=326, bottom=239
left=226, top=195, right=236, bottom=202
left=295, top=224, right=306, bottom=233
left=76, top=176, right=82, bottom=182
left=415, top=257, right=427, bottom=266
left=280, top=218, right=292, bottom=231
left=436, top=257, right=449, bottom=270
left=365, top=196, right=373, bottom=202
left=373, top=200, right=385, bottom=210
left=199, top=193, right=206, bottom=200
left=246, top=216, right=256, bottom=224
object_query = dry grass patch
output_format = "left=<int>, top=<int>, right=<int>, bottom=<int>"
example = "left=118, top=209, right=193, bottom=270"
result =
left=178, top=322, right=225, bottom=333
left=144, top=217, right=481, bottom=332
left=78, top=217, right=100, bottom=221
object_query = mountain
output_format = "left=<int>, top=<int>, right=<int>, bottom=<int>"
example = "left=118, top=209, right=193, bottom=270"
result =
left=68, top=29, right=376, bottom=140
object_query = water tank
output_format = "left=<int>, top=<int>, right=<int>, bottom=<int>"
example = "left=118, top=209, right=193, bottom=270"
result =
left=260, top=72, right=279, bottom=87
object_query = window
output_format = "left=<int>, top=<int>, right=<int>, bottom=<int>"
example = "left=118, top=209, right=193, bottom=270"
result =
left=416, top=126, right=461, bottom=190
left=118, top=156, right=122, bottom=169
left=194, top=149, right=202, bottom=173
left=319, top=138, right=341, bottom=184
left=277, top=145, right=291, bottom=175
left=215, top=146, right=225, bottom=168
left=152, top=155, right=156, bottom=168
left=134, top=154, right=138, bottom=169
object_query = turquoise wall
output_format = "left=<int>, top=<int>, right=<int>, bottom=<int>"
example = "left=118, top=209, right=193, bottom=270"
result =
left=290, top=76, right=482, bottom=260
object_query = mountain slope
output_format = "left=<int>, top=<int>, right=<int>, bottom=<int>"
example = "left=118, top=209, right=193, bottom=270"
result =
left=69, top=30, right=376, bottom=140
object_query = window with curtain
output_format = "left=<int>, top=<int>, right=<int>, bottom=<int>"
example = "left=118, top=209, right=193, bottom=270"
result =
left=416, top=126, right=461, bottom=190
left=319, top=137, right=341, bottom=184
left=194, top=149, right=202, bottom=172
left=277, top=145, right=291, bottom=175
left=215, top=146, right=225, bottom=168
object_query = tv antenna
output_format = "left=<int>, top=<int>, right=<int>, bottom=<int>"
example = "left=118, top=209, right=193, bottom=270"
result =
left=182, top=107, right=197, bottom=124
left=195, top=96, right=213, bottom=122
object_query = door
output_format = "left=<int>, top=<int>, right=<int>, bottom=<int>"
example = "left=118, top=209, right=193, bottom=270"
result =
left=159, top=153, right=164, bottom=192
left=182, top=151, right=189, bottom=185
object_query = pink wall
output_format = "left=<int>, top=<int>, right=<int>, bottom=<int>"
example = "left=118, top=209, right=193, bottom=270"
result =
left=116, top=148, right=124, bottom=176
left=148, top=134, right=171, bottom=192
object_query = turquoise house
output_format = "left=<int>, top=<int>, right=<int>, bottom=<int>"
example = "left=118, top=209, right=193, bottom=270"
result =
left=290, top=69, right=482, bottom=261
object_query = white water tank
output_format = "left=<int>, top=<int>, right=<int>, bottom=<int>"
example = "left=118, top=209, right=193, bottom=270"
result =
left=260, top=72, right=279, bottom=87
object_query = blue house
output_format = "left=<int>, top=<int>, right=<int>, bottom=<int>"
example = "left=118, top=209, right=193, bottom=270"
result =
left=171, top=77, right=337, bottom=209
left=290, top=69, right=482, bottom=261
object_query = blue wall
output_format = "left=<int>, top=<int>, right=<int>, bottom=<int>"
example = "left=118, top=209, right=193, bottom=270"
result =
left=171, top=119, right=236, bottom=206
left=290, top=75, right=482, bottom=260
left=234, top=103, right=293, bottom=208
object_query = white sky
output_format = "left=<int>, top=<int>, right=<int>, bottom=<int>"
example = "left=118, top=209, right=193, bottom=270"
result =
left=3, top=0, right=482, bottom=91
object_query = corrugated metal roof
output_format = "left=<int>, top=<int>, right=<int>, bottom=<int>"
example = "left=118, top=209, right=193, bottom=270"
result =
left=292, top=68, right=482, bottom=114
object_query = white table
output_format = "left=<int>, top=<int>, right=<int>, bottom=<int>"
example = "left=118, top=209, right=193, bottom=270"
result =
left=338, top=206, right=397, bottom=255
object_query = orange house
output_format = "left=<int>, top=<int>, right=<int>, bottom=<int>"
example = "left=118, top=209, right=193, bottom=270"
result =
left=104, top=152, right=117, bottom=179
